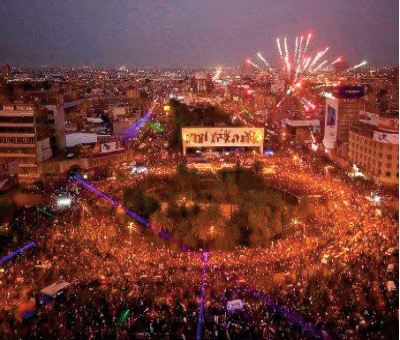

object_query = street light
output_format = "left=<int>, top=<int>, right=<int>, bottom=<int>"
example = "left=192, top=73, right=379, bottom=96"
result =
left=57, top=197, right=72, bottom=208
left=127, top=222, right=135, bottom=244
left=372, top=193, right=381, bottom=205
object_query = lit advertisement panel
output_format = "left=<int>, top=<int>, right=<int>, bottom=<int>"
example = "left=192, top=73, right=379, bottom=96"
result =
left=333, top=85, right=365, bottom=98
left=373, top=131, right=399, bottom=144
left=359, top=111, right=379, bottom=126
left=378, top=117, right=399, bottom=133
left=181, top=127, right=264, bottom=155
left=323, top=98, right=338, bottom=149
left=100, top=142, right=117, bottom=153
left=326, top=106, right=336, bottom=126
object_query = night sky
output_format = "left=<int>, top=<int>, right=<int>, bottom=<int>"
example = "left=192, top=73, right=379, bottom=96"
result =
left=0, top=0, right=398, bottom=67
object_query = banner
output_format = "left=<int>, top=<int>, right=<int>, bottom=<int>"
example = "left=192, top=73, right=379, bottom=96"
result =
left=378, top=117, right=399, bottom=133
left=182, top=127, right=264, bottom=155
left=285, top=119, right=320, bottom=127
left=333, top=85, right=365, bottom=98
left=359, top=111, right=379, bottom=126
left=373, top=131, right=399, bottom=144
left=323, top=98, right=338, bottom=149
left=101, top=142, right=117, bottom=153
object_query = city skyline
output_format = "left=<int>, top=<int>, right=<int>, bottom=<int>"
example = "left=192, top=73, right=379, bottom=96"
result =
left=0, top=2, right=398, bottom=339
left=0, top=0, right=398, bottom=67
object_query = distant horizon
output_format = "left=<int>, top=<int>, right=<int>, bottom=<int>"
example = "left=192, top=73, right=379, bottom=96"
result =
left=0, top=1, right=398, bottom=68
left=2, top=62, right=399, bottom=70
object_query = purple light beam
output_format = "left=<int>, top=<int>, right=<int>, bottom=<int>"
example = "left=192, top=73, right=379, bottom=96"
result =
left=122, top=111, right=152, bottom=143
left=72, top=174, right=193, bottom=252
left=0, top=241, right=36, bottom=266
left=238, top=284, right=329, bottom=339
left=196, top=251, right=209, bottom=340
left=72, top=175, right=329, bottom=338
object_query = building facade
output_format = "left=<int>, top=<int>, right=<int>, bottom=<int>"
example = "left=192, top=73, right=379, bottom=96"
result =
left=349, top=114, right=399, bottom=186
left=323, top=86, right=366, bottom=150
left=0, top=104, right=53, bottom=184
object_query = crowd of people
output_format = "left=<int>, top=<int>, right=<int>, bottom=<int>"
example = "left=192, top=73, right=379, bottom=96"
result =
left=0, top=155, right=398, bottom=339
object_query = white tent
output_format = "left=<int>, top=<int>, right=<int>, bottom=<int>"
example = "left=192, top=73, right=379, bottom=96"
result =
left=40, top=281, right=70, bottom=297
left=66, top=133, right=97, bottom=147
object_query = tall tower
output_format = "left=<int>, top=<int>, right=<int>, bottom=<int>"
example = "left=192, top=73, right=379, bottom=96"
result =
left=323, top=86, right=365, bottom=150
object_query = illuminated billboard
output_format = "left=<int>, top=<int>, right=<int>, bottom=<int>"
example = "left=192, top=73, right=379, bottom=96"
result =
left=378, top=117, right=399, bottom=133
left=333, top=85, right=365, bottom=98
left=181, top=127, right=264, bottom=155
left=373, top=131, right=399, bottom=144
left=100, top=142, right=117, bottom=153
left=326, top=106, right=336, bottom=126
left=323, top=98, right=338, bottom=149
left=359, top=111, right=379, bottom=126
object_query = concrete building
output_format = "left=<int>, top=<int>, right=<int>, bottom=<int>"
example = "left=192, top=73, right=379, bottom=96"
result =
left=193, top=72, right=209, bottom=93
left=0, top=64, right=11, bottom=79
left=348, top=111, right=399, bottom=186
left=323, top=86, right=366, bottom=150
left=126, top=88, right=141, bottom=100
left=254, top=91, right=276, bottom=111
left=285, top=119, right=320, bottom=145
left=0, top=104, right=53, bottom=184
left=44, top=104, right=66, bottom=151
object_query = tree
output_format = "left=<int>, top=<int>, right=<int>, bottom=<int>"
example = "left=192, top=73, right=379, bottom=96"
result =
left=229, top=207, right=250, bottom=247
left=150, top=210, right=175, bottom=233
left=176, top=161, right=188, bottom=175
left=123, top=186, right=160, bottom=218
left=191, top=203, right=201, bottom=216
left=253, top=161, right=263, bottom=175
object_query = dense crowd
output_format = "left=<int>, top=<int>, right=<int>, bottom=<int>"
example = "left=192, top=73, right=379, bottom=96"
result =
left=0, top=155, right=398, bottom=339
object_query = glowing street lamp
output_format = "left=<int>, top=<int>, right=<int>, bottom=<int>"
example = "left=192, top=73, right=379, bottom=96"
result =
left=57, top=197, right=72, bottom=208
left=372, top=193, right=381, bottom=205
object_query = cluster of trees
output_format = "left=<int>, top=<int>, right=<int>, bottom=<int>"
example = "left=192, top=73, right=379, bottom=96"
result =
left=122, top=184, right=160, bottom=218
left=169, top=99, right=234, bottom=149
left=138, top=162, right=314, bottom=250
left=0, top=204, right=54, bottom=253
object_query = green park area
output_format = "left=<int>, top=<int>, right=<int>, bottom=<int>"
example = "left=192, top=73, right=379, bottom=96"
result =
left=122, top=161, right=315, bottom=250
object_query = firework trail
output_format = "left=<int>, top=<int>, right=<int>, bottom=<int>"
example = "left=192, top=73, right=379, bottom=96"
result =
left=313, top=60, right=328, bottom=72
left=296, top=35, right=304, bottom=67
left=277, top=38, right=283, bottom=56
left=352, top=60, right=367, bottom=70
left=309, top=47, right=329, bottom=71
left=303, top=33, right=312, bottom=56
left=257, top=52, right=270, bottom=67
left=247, top=59, right=260, bottom=69
left=284, top=36, right=289, bottom=59
left=330, top=57, right=342, bottom=66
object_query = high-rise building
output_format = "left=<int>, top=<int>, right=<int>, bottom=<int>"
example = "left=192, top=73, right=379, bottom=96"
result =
left=0, top=64, right=11, bottom=79
left=193, top=72, right=209, bottom=93
left=44, top=104, right=66, bottom=152
left=349, top=111, right=399, bottom=186
left=323, top=86, right=366, bottom=150
left=0, top=104, right=53, bottom=184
